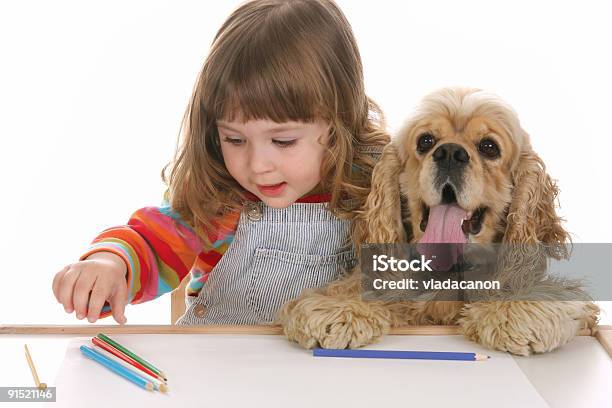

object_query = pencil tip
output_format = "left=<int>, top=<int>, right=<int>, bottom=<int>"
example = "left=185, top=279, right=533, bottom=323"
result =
left=158, top=383, right=168, bottom=393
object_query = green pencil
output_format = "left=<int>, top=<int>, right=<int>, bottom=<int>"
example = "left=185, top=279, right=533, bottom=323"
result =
left=96, top=333, right=167, bottom=380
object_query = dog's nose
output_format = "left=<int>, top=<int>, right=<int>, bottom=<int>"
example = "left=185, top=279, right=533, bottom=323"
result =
left=433, top=143, right=470, bottom=169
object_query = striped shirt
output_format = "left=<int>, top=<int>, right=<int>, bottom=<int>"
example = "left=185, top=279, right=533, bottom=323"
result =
left=80, top=194, right=332, bottom=319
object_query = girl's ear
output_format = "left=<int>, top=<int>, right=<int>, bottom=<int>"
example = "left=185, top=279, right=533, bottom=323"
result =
left=356, top=142, right=407, bottom=245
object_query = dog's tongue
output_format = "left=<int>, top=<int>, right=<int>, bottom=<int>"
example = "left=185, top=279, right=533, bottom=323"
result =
left=419, top=204, right=468, bottom=244
left=417, top=204, right=468, bottom=272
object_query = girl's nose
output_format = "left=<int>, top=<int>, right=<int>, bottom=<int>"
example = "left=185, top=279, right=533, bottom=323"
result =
left=247, top=146, right=274, bottom=174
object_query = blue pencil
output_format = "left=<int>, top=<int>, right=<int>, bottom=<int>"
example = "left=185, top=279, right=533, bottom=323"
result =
left=80, top=345, right=154, bottom=391
left=313, top=348, right=490, bottom=361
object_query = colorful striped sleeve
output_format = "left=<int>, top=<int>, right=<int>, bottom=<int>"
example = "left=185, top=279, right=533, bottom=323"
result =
left=79, top=202, right=203, bottom=319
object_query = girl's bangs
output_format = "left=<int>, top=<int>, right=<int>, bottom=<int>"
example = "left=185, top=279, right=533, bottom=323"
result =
left=210, top=42, right=329, bottom=124
left=216, top=74, right=326, bottom=124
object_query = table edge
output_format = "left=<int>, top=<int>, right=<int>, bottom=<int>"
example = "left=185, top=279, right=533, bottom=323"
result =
left=1, top=324, right=605, bottom=336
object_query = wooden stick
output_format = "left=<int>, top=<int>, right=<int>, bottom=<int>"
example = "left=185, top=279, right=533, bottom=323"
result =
left=0, top=324, right=595, bottom=336
left=24, top=344, right=47, bottom=389
left=2, top=325, right=284, bottom=335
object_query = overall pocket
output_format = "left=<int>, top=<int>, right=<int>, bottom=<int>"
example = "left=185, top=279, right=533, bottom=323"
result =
left=246, top=247, right=355, bottom=323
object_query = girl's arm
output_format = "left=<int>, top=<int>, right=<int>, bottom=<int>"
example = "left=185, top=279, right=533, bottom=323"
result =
left=79, top=202, right=203, bottom=319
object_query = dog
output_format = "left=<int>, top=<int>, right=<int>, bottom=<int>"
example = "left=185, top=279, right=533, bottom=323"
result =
left=278, top=87, right=600, bottom=356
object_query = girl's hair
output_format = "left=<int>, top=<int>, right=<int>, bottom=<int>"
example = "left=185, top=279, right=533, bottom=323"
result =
left=162, top=0, right=389, bottom=244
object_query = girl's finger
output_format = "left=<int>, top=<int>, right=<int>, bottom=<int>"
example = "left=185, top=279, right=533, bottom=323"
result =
left=108, top=281, right=129, bottom=325
left=57, top=267, right=83, bottom=313
left=86, top=282, right=110, bottom=323
left=72, top=272, right=98, bottom=320
left=52, top=265, right=70, bottom=302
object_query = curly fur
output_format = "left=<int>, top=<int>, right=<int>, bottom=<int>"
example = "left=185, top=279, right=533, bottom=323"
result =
left=278, top=87, right=600, bottom=356
left=352, top=142, right=407, bottom=247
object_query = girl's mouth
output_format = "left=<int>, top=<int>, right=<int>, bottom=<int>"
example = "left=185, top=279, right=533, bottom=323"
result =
left=256, top=182, right=287, bottom=197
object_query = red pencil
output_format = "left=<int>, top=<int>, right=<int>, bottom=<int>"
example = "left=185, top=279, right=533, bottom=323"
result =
left=91, top=337, right=166, bottom=383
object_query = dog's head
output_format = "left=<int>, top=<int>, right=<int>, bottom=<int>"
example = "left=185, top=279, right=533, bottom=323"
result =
left=359, top=87, right=568, bottom=248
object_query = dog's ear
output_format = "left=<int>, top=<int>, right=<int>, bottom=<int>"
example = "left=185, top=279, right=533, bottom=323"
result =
left=355, top=142, right=407, bottom=245
left=504, top=143, right=569, bottom=249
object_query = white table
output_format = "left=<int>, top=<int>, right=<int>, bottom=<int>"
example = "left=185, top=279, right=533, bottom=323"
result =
left=0, top=327, right=610, bottom=408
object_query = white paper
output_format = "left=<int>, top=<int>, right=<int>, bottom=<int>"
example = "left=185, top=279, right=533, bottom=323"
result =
left=54, top=334, right=548, bottom=407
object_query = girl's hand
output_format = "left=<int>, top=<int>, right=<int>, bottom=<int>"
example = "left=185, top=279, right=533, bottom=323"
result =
left=52, top=252, right=129, bottom=324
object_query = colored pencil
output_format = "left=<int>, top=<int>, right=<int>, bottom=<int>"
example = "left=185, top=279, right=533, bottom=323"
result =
left=91, top=337, right=166, bottom=383
left=80, top=345, right=154, bottom=391
left=92, top=345, right=168, bottom=393
left=313, top=348, right=490, bottom=361
left=92, top=344, right=168, bottom=393
left=97, top=333, right=166, bottom=380
left=24, top=344, right=47, bottom=389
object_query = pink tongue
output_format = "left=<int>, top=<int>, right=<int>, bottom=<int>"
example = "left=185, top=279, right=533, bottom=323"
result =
left=419, top=204, right=468, bottom=244
left=417, top=204, right=468, bottom=271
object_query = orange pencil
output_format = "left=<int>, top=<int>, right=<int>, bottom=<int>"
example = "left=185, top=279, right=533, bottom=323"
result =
left=91, top=337, right=167, bottom=383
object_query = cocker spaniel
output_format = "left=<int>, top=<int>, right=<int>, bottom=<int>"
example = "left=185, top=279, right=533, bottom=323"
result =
left=278, top=87, right=600, bottom=356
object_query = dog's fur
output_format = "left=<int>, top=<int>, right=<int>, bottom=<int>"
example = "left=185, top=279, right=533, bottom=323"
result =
left=278, top=87, right=599, bottom=356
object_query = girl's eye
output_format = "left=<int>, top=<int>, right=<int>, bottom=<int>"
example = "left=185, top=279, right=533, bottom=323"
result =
left=223, top=137, right=244, bottom=145
left=273, top=139, right=297, bottom=148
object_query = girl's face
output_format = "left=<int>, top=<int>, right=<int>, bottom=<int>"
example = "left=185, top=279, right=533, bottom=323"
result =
left=217, top=118, right=329, bottom=208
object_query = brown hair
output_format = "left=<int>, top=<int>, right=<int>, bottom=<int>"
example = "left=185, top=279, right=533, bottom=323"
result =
left=162, top=0, right=389, bottom=245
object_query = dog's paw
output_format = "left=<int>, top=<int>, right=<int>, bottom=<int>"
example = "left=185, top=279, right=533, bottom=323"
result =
left=582, top=301, right=601, bottom=332
left=278, top=293, right=391, bottom=349
left=458, top=301, right=596, bottom=356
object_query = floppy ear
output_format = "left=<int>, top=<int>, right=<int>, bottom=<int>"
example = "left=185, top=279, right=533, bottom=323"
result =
left=504, top=145, right=570, bottom=248
left=355, top=142, right=407, bottom=245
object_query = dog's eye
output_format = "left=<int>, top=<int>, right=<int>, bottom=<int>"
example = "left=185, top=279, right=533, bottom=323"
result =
left=417, top=133, right=436, bottom=154
left=478, top=138, right=500, bottom=159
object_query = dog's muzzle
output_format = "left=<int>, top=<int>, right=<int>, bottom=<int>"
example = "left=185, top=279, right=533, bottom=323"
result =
left=433, top=143, right=469, bottom=191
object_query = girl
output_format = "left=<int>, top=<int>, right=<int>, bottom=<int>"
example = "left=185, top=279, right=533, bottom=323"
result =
left=51, top=0, right=389, bottom=325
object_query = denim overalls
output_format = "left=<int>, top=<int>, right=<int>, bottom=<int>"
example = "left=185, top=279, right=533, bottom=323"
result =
left=176, top=200, right=357, bottom=325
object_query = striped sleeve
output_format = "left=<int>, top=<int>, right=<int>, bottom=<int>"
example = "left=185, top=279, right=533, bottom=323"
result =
left=80, top=203, right=203, bottom=319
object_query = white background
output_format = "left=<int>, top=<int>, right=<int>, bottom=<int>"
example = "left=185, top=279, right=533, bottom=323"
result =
left=0, top=0, right=610, bottom=325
